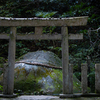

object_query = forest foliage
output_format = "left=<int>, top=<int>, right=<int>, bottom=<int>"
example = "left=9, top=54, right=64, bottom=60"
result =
left=0, top=0, right=100, bottom=92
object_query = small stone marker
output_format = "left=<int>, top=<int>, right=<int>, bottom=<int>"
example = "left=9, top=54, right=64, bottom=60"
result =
left=81, top=63, right=88, bottom=94
left=3, top=64, right=8, bottom=94
left=68, top=64, right=73, bottom=94
left=95, top=64, right=100, bottom=93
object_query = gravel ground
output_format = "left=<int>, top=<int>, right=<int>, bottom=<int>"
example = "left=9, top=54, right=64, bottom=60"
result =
left=0, top=95, right=100, bottom=100
left=0, top=95, right=59, bottom=100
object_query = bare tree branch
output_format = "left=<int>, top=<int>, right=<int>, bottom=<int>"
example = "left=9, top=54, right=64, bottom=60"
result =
left=16, top=61, right=62, bottom=70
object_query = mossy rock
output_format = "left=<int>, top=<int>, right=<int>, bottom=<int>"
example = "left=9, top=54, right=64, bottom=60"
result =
left=0, top=51, right=87, bottom=94
left=14, top=50, right=83, bottom=94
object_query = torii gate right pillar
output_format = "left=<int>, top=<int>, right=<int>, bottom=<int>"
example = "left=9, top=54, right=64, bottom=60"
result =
left=61, top=26, right=70, bottom=93
left=60, top=26, right=73, bottom=98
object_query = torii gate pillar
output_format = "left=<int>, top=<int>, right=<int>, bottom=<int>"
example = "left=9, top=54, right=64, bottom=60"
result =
left=62, top=26, right=69, bottom=93
left=60, top=26, right=74, bottom=98
left=3, top=27, right=16, bottom=96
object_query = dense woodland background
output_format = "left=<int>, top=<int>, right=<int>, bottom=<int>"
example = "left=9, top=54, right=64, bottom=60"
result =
left=0, top=0, right=100, bottom=92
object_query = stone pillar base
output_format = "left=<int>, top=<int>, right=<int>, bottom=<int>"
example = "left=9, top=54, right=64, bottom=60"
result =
left=60, top=93, right=100, bottom=98
left=0, top=94, right=17, bottom=98
left=81, top=93, right=100, bottom=97
left=59, top=94, right=75, bottom=98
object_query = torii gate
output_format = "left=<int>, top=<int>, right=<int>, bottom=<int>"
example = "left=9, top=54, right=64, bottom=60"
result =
left=0, top=16, right=88, bottom=97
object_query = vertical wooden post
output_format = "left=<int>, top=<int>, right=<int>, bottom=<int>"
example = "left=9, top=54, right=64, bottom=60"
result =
left=3, top=63, right=8, bottom=94
left=95, top=64, right=100, bottom=93
left=68, top=64, right=73, bottom=94
left=4, top=27, right=16, bottom=95
left=87, top=56, right=91, bottom=87
left=81, top=63, right=87, bottom=94
left=61, top=26, right=69, bottom=94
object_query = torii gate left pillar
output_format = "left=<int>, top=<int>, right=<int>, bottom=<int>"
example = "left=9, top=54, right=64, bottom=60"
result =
left=3, top=27, right=16, bottom=96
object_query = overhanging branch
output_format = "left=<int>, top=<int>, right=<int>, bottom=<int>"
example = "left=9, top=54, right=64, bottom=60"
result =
left=16, top=61, right=62, bottom=70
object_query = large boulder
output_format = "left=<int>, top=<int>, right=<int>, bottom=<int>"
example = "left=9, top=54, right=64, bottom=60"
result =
left=14, top=50, right=81, bottom=94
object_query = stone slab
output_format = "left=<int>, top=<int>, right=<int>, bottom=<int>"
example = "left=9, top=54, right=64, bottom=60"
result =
left=60, top=93, right=100, bottom=98
left=0, top=94, right=17, bottom=98
left=0, top=95, right=60, bottom=100
left=1, top=95, right=100, bottom=100
left=59, top=94, right=75, bottom=98
left=81, top=93, right=100, bottom=97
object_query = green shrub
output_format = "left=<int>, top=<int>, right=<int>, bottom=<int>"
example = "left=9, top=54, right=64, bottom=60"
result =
left=14, top=78, right=41, bottom=93
left=0, top=85, right=3, bottom=92
left=0, top=57, right=5, bottom=64
left=88, top=71, right=95, bottom=92
left=74, top=72, right=81, bottom=81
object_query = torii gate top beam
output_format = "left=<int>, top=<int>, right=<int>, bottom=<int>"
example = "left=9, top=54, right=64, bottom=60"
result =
left=0, top=16, right=88, bottom=26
